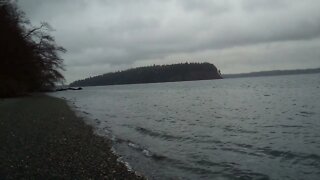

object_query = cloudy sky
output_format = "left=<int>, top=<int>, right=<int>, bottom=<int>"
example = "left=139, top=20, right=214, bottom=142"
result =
left=18, top=0, right=320, bottom=83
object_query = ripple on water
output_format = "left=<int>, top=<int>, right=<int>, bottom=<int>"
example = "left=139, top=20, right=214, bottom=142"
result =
left=135, top=127, right=190, bottom=142
left=189, top=160, right=270, bottom=180
left=297, top=111, right=316, bottom=117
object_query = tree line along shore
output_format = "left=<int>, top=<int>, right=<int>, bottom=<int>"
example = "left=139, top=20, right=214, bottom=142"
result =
left=70, top=62, right=222, bottom=87
left=1, top=2, right=65, bottom=98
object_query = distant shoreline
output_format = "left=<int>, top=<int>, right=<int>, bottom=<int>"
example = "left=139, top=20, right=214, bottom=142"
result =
left=222, top=68, right=320, bottom=79
left=0, top=95, right=144, bottom=179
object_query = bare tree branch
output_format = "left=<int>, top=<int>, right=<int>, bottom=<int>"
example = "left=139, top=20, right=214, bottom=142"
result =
left=23, top=24, right=45, bottom=38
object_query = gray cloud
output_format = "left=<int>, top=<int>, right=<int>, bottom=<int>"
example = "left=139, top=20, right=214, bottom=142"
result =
left=241, top=0, right=290, bottom=12
left=18, top=0, right=320, bottom=83
left=178, top=0, right=231, bottom=15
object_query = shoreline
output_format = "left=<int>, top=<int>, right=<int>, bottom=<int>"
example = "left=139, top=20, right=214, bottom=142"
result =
left=0, top=94, right=145, bottom=179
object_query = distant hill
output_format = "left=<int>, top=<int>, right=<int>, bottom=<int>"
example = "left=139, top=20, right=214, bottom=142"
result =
left=70, top=62, right=222, bottom=87
left=222, top=68, right=320, bottom=79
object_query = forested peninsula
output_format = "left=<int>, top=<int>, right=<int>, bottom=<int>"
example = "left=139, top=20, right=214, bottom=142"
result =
left=70, top=62, right=222, bottom=87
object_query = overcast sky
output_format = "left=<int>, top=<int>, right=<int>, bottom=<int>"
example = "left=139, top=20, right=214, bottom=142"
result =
left=18, top=0, right=320, bottom=83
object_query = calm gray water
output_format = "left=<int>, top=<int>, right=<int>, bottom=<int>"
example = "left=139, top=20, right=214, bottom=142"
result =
left=52, top=74, right=320, bottom=180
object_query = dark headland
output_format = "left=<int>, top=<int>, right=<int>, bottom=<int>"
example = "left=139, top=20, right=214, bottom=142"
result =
left=70, top=62, right=222, bottom=87
left=0, top=95, right=145, bottom=179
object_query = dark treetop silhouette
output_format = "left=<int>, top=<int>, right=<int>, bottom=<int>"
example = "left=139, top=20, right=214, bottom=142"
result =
left=0, top=1, right=65, bottom=97
left=70, top=62, right=222, bottom=87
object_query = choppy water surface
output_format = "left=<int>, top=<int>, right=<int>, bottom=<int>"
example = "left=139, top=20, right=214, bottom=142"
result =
left=52, top=74, right=320, bottom=180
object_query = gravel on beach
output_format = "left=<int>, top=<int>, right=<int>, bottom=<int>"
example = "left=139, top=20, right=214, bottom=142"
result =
left=0, top=95, right=145, bottom=179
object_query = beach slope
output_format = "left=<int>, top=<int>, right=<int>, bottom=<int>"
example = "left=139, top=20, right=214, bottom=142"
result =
left=0, top=95, right=144, bottom=179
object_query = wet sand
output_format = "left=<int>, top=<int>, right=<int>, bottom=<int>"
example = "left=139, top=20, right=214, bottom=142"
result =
left=0, top=95, right=145, bottom=179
